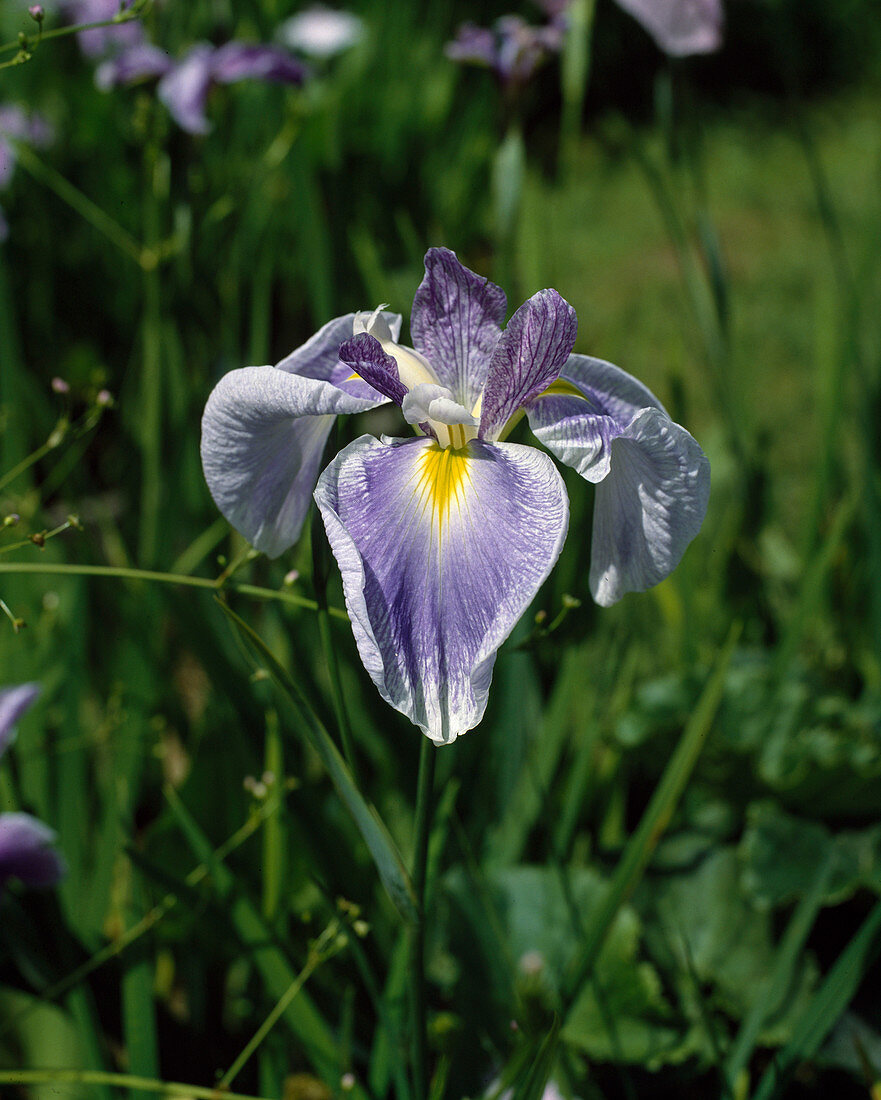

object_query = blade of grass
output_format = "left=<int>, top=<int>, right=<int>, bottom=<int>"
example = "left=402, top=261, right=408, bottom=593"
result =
left=563, top=622, right=740, bottom=1006
left=752, top=896, right=881, bottom=1100
left=724, top=849, right=834, bottom=1091
left=163, top=784, right=342, bottom=1082
left=215, top=597, right=418, bottom=923
left=0, top=1070, right=273, bottom=1100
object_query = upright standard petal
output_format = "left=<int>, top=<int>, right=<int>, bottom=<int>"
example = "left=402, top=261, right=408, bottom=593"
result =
left=0, top=813, right=66, bottom=889
left=0, top=684, right=39, bottom=757
left=479, top=289, right=577, bottom=440
left=410, top=247, right=507, bottom=411
left=589, top=407, right=710, bottom=606
left=315, top=435, right=569, bottom=744
left=202, top=350, right=386, bottom=558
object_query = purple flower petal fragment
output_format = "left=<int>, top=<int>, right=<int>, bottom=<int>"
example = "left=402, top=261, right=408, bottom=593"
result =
left=338, top=333, right=409, bottom=406
left=0, top=813, right=66, bottom=889
left=60, top=0, right=145, bottom=59
left=527, top=354, right=664, bottom=482
left=210, top=42, right=307, bottom=86
left=410, top=247, right=507, bottom=411
left=589, top=407, right=710, bottom=604
left=201, top=314, right=391, bottom=557
left=527, top=353, right=708, bottom=603
left=614, top=0, right=723, bottom=57
left=157, top=44, right=216, bottom=134
left=314, top=435, right=569, bottom=744
left=479, top=289, right=577, bottom=440
left=0, top=684, right=39, bottom=757
left=446, top=15, right=564, bottom=85
left=95, top=43, right=173, bottom=90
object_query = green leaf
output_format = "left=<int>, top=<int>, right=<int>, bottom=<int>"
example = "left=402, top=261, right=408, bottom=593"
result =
left=215, top=598, right=418, bottom=923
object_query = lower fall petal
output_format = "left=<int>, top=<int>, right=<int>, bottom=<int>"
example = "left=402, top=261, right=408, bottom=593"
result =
left=314, top=435, right=569, bottom=744
left=589, top=407, right=710, bottom=606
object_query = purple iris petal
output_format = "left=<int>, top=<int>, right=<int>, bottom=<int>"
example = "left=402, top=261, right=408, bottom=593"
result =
left=0, top=684, right=39, bottom=757
left=479, top=289, right=577, bottom=441
left=157, top=43, right=216, bottom=134
left=614, top=0, right=723, bottom=57
left=60, top=0, right=145, bottom=59
left=446, top=15, right=563, bottom=86
left=410, top=246, right=507, bottom=412
left=314, top=434, right=569, bottom=744
left=95, top=43, right=174, bottom=90
left=0, top=105, right=54, bottom=190
left=590, top=408, right=710, bottom=604
left=210, top=42, right=308, bottom=86
left=201, top=313, right=398, bottom=557
left=337, top=333, right=409, bottom=406
left=527, top=354, right=709, bottom=604
left=0, top=813, right=66, bottom=889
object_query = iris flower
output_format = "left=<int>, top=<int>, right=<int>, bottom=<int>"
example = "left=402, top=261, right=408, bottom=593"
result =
left=0, top=685, right=66, bottom=893
left=202, top=248, right=709, bottom=745
left=614, top=0, right=723, bottom=57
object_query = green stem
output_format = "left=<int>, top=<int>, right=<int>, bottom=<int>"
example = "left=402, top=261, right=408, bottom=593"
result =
left=0, top=561, right=349, bottom=619
left=139, top=127, right=163, bottom=566
left=217, top=922, right=341, bottom=1090
left=409, top=737, right=437, bottom=1099
left=317, top=607, right=359, bottom=783
left=11, top=143, right=145, bottom=266
left=0, top=1070, right=268, bottom=1100
left=0, top=3, right=151, bottom=56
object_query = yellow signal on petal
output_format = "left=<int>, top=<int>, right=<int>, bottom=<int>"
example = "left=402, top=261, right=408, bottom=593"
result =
left=414, top=443, right=472, bottom=533
left=539, top=377, right=585, bottom=399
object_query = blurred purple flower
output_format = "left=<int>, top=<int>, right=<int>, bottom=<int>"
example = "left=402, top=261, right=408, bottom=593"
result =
left=446, top=14, right=564, bottom=87
left=60, top=0, right=145, bottom=59
left=0, top=684, right=66, bottom=894
left=614, top=0, right=723, bottom=56
left=95, top=42, right=173, bottom=90
left=279, top=6, right=365, bottom=59
left=100, top=40, right=307, bottom=133
left=0, top=104, right=54, bottom=191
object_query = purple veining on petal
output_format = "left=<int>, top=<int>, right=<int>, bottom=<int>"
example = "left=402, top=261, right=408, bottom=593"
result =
left=314, top=435, right=569, bottom=743
left=410, top=247, right=506, bottom=411
left=589, top=407, right=710, bottom=604
left=526, top=353, right=664, bottom=482
left=338, top=333, right=409, bottom=406
left=614, top=0, right=723, bottom=57
left=479, top=288, right=577, bottom=440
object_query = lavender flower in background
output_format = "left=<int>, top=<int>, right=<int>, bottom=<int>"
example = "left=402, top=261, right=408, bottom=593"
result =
left=446, top=14, right=565, bottom=88
left=97, top=40, right=307, bottom=134
left=59, top=0, right=145, bottom=59
left=0, top=685, right=66, bottom=894
left=0, top=105, right=54, bottom=242
left=614, top=0, right=723, bottom=57
left=279, top=6, right=365, bottom=59
left=202, top=248, right=709, bottom=744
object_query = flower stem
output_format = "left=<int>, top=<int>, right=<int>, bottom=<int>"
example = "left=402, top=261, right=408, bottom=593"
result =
left=0, top=561, right=348, bottom=619
left=409, top=736, right=437, bottom=1099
